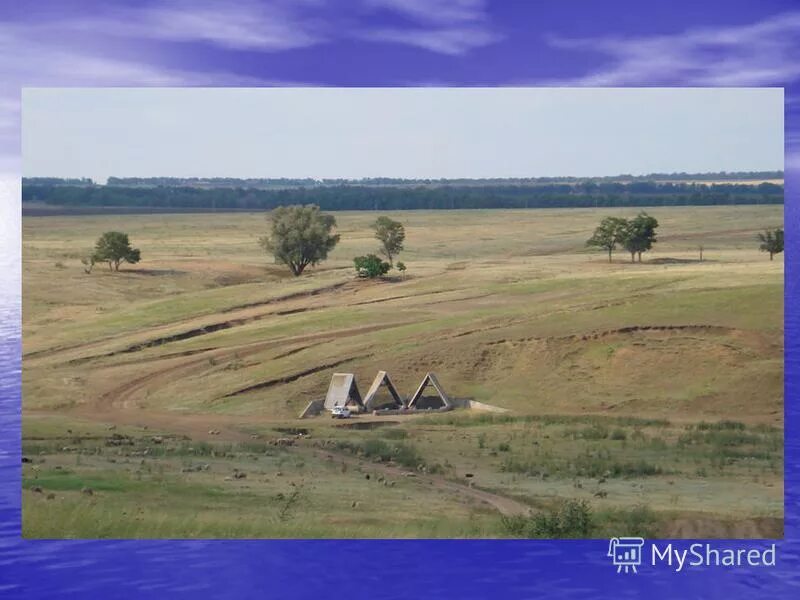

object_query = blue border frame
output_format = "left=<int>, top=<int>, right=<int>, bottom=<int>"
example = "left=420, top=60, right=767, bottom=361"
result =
left=0, top=103, right=793, bottom=599
left=0, top=33, right=796, bottom=600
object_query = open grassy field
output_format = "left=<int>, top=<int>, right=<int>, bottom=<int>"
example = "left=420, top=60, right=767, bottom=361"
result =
left=22, top=206, right=784, bottom=538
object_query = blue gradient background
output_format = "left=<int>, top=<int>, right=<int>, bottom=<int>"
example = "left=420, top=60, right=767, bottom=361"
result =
left=1, top=1, right=798, bottom=597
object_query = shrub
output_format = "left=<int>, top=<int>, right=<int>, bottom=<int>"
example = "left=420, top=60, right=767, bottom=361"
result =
left=392, top=442, right=422, bottom=469
left=354, top=254, right=391, bottom=278
left=610, top=429, right=627, bottom=441
left=597, top=504, right=658, bottom=538
left=697, top=420, right=746, bottom=431
left=501, top=500, right=593, bottom=538
left=362, top=439, right=392, bottom=461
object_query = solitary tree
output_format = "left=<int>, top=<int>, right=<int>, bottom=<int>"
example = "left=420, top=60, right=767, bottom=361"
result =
left=758, top=228, right=783, bottom=260
left=259, top=205, right=340, bottom=276
left=586, top=216, right=627, bottom=262
left=396, top=261, right=407, bottom=278
left=354, top=254, right=390, bottom=278
left=91, top=231, right=141, bottom=271
left=621, top=212, right=659, bottom=263
left=373, top=216, right=405, bottom=266
left=81, top=255, right=96, bottom=274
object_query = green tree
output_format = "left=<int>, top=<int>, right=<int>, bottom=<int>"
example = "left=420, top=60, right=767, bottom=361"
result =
left=396, top=261, right=407, bottom=278
left=757, top=228, right=783, bottom=260
left=373, top=216, right=405, bottom=266
left=586, top=216, right=627, bottom=262
left=259, top=205, right=340, bottom=276
left=354, top=254, right=390, bottom=278
left=621, top=212, right=659, bottom=263
left=91, top=231, right=141, bottom=271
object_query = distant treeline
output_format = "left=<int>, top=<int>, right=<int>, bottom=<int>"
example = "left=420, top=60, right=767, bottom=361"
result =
left=23, top=179, right=783, bottom=211
left=23, top=171, right=784, bottom=190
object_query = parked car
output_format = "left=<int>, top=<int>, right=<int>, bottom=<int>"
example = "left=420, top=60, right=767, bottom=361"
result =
left=331, top=406, right=351, bottom=419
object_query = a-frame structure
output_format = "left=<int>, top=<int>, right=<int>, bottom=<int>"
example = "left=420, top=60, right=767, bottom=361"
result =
left=407, top=372, right=451, bottom=409
left=363, top=371, right=405, bottom=411
left=324, top=373, right=364, bottom=411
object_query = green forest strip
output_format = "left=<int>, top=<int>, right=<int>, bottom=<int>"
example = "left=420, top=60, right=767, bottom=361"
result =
left=23, top=178, right=783, bottom=211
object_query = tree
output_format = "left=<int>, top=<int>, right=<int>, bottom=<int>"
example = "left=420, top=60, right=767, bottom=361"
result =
left=259, top=205, right=340, bottom=276
left=620, top=212, right=659, bottom=263
left=91, top=231, right=141, bottom=271
left=396, top=261, right=407, bottom=278
left=373, top=216, right=405, bottom=266
left=354, top=254, right=390, bottom=278
left=757, top=228, right=783, bottom=260
left=586, top=216, right=627, bottom=262
left=81, top=255, right=96, bottom=274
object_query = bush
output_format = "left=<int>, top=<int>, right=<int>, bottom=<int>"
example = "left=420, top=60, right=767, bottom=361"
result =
left=597, top=504, right=659, bottom=538
left=341, top=438, right=422, bottom=469
left=354, top=254, right=391, bottom=278
left=361, top=439, right=392, bottom=461
left=380, top=428, right=408, bottom=440
left=697, top=420, right=746, bottom=431
left=501, top=500, right=593, bottom=538
left=564, top=424, right=609, bottom=440
left=610, top=428, right=627, bottom=441
left=392, top=442, right=422, bottom=469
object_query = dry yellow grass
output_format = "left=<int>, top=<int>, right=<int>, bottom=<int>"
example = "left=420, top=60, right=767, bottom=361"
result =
left=22, top=206, right=784, bottom=538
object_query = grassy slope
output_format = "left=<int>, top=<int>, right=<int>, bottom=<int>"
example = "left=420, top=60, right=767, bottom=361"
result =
left=22, top=206, right=784, bottom=537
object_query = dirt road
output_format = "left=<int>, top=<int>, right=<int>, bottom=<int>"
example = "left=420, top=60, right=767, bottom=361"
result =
left=34, top=406, right=533, bottom=517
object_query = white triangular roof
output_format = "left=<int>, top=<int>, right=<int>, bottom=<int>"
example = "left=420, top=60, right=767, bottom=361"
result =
left=363, top=370, right=404, bottom=410
left=408, top=372, right=451, bottom=408
left=324, top=373, right=363, bottom=410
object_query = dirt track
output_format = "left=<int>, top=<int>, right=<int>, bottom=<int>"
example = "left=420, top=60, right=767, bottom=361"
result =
left=40, top=406, right=533, bottom=518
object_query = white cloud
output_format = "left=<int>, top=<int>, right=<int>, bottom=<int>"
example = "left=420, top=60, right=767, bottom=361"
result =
left=59, top=0, right=324, bottom=51
left=360, top=25, right=499, bottom=55
left=546, top=11, right=800, bottom=86
left=360, top=0, right=499, bottom=54
left=364, top=0, right=488, bottom=25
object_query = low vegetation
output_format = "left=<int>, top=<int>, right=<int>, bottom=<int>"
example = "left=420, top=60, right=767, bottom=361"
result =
left=22, top=206, right=784, bottom=538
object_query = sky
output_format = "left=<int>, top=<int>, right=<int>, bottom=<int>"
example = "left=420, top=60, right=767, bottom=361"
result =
left=7, top=0, right=797, bottom=301
left=1, top=0, right=800, bottom=177
left=22, top=87, right=783, bottom=181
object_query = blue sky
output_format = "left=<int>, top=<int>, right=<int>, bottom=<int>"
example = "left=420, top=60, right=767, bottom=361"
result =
left=2, top=0, right=799, bottom=174
left=22, top=87, right=783, bottom=181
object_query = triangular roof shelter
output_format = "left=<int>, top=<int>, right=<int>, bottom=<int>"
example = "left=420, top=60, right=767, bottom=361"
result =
left=407, top=372, right=451, bottom=409
left=363, top=371, right=405, bottom=411
left=324, top=373, right=364, bottom=411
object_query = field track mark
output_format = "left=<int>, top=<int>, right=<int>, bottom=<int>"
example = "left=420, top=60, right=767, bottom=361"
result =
left=300, top=446, right=531, bottom=517
left=30, top=281, right=456, bottom=366
left=219, top=281, right=349, bottom=313
left=24, top=280, right=353, bottom=361
left=221, top=354, right=372, bottom=398
left=484, top=324, right=735, bottom=346
left=92, top=322, right=410, bottom=410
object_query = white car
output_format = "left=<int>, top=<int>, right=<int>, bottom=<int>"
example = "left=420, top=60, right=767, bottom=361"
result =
left=331, top=406, right=351, bottom=419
